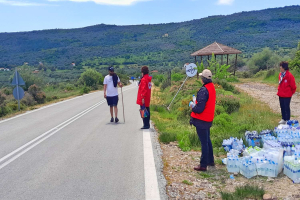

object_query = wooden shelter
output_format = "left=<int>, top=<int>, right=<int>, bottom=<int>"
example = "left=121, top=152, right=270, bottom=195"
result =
left=191, top=42, right=242, bottom=76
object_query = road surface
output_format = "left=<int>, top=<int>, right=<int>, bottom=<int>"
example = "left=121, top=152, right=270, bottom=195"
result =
left=0, top=83, right=166, bottom=200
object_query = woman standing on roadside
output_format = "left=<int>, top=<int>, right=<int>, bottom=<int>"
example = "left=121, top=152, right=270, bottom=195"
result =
left=277, top=61, right=297, bottom=124
left=137, top=66, right=152, bottom=129
left=190, top=69, right=216, bottom=171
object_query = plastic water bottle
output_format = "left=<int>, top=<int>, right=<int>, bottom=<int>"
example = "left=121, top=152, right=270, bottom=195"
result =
left=189, top=101, right=195, bottom=108
left=192, top=95, right=196, bottom=104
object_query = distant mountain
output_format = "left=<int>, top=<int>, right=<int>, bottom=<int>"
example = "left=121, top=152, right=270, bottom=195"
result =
left=0, top=5, right=300, bottom=69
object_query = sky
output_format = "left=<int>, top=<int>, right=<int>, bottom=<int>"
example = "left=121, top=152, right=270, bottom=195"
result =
left=0, top=0, right=299, bottom=33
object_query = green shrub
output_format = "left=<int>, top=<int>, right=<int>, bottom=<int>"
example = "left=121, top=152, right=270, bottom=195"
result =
left=215, top=105, right=225, bottom=116
left=81, top=85, right=91, bottom=94
left=79, top=68, right=103, bottom=89
left=188, top=131, right=201, bottom=147
left=159, top=132, right=177, bottom=144
left=2, top=88, right=12, bottom=95
left=6, top=102, right=25, bottom=111
left=171, top=73, right=184, bottom=82
left=21, top=92, right=36, bottom=106
left=65, top=83, right=75, bottom=91
left=35, top=92, right=46, bottom=104
left=254, top=70, right=267, bottom=78
left=161, top=79, right=170, bottom=90
left=221, top=184, right=265, bottom=200
left=265, top=69, right=276, bottom=78
left=214, top=79, right=238, bottom=93
left=152, top=105, right=166, bottom=113
left=213, top=113, right=232, bottom=126
left=0, top=106, right=11, bottom=117
left=153, top=80, right=160, bottom=87
left=217, top=94, right=240, bottom=114
left=226, top=76, right=239, bottom=82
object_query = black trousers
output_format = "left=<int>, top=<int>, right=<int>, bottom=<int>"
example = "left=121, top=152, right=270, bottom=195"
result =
left=141, top=106, right=150, bottom=128
left=196, top=127, right=214, bottom=168
left=279, top=97, right=292, bottom=121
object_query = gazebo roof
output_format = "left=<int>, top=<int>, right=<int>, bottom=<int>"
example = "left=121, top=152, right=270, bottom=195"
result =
left=191, top=42, right=242, bottom=56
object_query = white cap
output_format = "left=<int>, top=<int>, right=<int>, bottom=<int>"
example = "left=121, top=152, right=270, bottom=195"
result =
left=199, top=69, right=212, bottom=80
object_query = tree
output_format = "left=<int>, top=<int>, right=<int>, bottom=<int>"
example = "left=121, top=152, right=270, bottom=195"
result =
left=247, top=48, right=281, bottom=73
left=79, top=68, right=103, bottom=89
left=290, top=42, right=300, bottom=71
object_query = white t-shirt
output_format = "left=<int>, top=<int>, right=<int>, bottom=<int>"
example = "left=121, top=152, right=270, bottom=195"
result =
left=103, top=75, right=120, bottom=97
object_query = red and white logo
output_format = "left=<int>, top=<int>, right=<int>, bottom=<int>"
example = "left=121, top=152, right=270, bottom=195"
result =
left=148, top=82, right=152, bottom=89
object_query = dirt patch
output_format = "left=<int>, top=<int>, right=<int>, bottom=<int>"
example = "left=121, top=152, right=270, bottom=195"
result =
left=235, top=82, right=300, bottom=119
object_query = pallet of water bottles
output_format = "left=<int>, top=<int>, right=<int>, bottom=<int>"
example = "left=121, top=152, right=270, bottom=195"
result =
left=221, top=120, right=300, bottom=182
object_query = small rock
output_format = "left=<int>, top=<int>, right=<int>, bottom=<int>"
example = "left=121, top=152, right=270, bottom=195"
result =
left=267, top=177, right=274, bottom=182
left=263, top=194, right=272, bottom=200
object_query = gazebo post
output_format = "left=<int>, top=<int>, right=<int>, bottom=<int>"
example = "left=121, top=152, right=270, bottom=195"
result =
left=200, top=56, right=202, bottom=64
left=214, top=54, right=217, bottom=74
left=234, top=54, right=238, bottom=76
left=227, top=54, right=229, bottom=65
left=207, top=55, right=210, bottom=67
left=221, top=55, right=223, bottom=65
left=194, top=56, right=197, bottom=64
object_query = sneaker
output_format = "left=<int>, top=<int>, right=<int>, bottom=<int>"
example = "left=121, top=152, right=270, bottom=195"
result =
left=194, top=165, right=207, bottom=171
left=110, top=117, right=114, bottom=122
left=279, top=119, right=286, bottom=124
left=115, top=118, right=119, bottom=123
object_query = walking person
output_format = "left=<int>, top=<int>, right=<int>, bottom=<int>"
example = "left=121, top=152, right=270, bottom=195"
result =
left=190, top=69, right=216, bottom=171
left=137, top=66, right=152, bottom=129
left=277, top=61, right=297, bottom=124
left=103, top=66, right=123, bottom=123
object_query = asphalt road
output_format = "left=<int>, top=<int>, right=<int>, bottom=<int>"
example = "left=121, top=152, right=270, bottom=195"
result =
left=0, top=83, right=166, bottom=200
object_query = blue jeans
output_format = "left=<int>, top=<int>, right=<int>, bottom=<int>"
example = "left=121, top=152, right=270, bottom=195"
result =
left=196, top=127, right=214, bottom=168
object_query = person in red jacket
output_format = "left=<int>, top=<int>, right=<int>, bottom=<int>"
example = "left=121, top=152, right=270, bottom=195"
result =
left=190, top=69, right=216, bottom=171
left=137, top=66, right=152, bottom=129
left=277, top=61, right=297, bottom=124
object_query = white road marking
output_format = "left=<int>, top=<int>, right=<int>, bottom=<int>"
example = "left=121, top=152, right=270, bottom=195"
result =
left=143, top=129, right=161, bottom=200
left=0, top=85, right=135, bottom=124
left=0, top=86, right=136, bottom=170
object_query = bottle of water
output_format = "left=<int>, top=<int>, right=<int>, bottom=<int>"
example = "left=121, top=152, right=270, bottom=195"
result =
left=192, top=95, right=196, bottom=104
left=189, top=101, right=195, bottom=108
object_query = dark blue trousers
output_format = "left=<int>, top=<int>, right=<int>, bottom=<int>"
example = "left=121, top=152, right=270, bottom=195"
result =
left=140, top=106, right=150, bottom=128
left=279, top=97, right=291, bottom=121
left=196, top=127, right=214, bottom=168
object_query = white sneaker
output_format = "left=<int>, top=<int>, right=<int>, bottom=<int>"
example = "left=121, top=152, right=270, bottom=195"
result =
left=279, top=119, right=286, bottom=124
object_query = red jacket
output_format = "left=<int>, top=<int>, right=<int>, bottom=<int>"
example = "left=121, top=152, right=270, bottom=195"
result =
left=137, top=74, right=152, bottom=107
left=277, top=70, right=297, bottom=98
left=191, top=82, right=216, bottom=122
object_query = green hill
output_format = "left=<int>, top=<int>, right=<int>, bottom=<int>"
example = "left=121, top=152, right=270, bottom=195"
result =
left=0, top=5, right=300, bottom=70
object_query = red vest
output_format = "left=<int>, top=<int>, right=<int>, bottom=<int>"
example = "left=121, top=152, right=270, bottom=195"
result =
left=191, top=83, right=216, bottom=122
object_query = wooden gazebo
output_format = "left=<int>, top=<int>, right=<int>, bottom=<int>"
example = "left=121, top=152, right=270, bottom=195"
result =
left=191, top=42, right=242, bottom=76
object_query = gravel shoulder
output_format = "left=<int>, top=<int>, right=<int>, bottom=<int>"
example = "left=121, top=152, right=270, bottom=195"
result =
left=235, top=82, right=300, bottom=119
left=154, top=82, right=300, bottom=200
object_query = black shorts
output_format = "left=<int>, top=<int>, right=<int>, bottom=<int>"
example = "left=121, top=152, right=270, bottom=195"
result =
left=106, top=95, right=119, bottom=107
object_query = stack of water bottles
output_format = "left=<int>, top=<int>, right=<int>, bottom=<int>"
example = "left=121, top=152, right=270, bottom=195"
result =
left=226, top=149, right=240, bottom=173
left=284, top=145, right=300, bottom=183
left=245, top=131, right=262, bottom=147
left=222, top=137, right=244, bottom=152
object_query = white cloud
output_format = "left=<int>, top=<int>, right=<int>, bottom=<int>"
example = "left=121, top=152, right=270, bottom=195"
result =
left=0, top=0, right=53, bottom=6
left=217, top=0, right=234, bottom=5
left=48, top=0, right=150, bottom=6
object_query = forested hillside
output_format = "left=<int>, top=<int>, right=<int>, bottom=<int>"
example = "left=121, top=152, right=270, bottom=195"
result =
left=0, top=6, right=300, bottom=70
